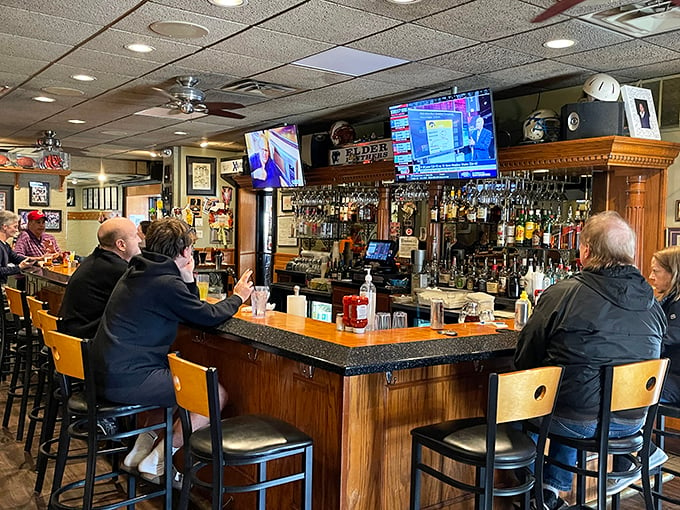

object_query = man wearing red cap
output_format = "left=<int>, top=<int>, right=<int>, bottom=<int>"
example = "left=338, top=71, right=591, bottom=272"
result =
left=14, top=210, right=61, bottom=258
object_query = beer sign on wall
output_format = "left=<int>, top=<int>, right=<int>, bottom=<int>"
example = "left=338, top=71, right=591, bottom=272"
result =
left=329, top=138, right=393, bottom=166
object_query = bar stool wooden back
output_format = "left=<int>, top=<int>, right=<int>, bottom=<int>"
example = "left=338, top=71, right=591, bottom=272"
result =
left=409, top=365, right=564, bottom=510
left=168, top=352, right=314, bottom=510
left=541, top=358, right=669, bottom=510
left=45, top=330, right=174, bottom=510
left=2, top=286, right=38, bottom=440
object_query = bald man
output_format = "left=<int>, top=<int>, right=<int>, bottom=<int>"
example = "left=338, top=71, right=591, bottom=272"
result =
left=59, top=217, right=142, bottom=339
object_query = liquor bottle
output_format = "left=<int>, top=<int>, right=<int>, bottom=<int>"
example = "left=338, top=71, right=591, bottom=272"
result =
left=430, top=193, right=440, bottom=223
left=542, top=210, right=554, bottom=249
left=446, top=189, right=457, bottom=222
left=455, top=259, right=467, bottom=289
left=551, top=206, right=563, bottom=249
left=524, top=209, right=535, bottom=247
left=574, top=209, right=583, bottom=248
left=506, top=211, right=516, bottom=247
left=477, top=259, right=488, bottom=293
left=467, top=196, right=477, bottom=223
left=466, top=263, right=476, bottom=291
left=486, top=263, right=499, bottom=295
left=515, top=209, right=525, bottom=245
left=532, top=209, right=543, bottom=248
left=498, top=256, right=508, bottom=297
left=457, top=189, right=467, bottom=223
left=496, top=208, right=507, bottom=247
left=476, top=196, right=488, bottom=223
left=561, top=206, right=575, bottom=250
left=507, top=258, right=521, bottom=299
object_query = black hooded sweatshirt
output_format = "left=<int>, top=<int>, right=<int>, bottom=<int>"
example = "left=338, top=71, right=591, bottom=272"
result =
left=514, top=265, right=666, bottom=422
left=91, top=250, right=242, bottom=396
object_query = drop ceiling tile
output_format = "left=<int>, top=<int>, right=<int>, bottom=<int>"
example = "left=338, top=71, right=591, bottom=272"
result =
left=83, top=29, right=201, bottom=64
left=176, top=49, right=280, bottom=78
left=59, top=48, right=161, bottom=77
left=252, top=65, right=351, bottom=90
left=261, top=0, right=400, bottom=45
left=240, top=97, right=319, bottom=116
left=349, top=23, right=476, bottom=61
left=0, top=55, right=51, bottom=77
left=292, top=78, right=413, bottom=108
left=556, top=40, right=680, bottom=72
left=111, top=2, right=246, bottom=46
left=495, top=19, right=631, bottom=58
left=326, top=0, right=468, bottom=21
left=27, top=65, right=134, bottom=95
left=0, top=33, right=72, bottom=61
left=645, top=30, right=680, bottom=52
left=0, top=71, right=30, bottom=88
left=136, top=70, right=241, bottom=92
left=417, top=0, right=563, bottom=41
left=0, top=0, right=142, bottom=24
left=150, top=0, right=306, bottom=25
left=617, top=58, right=680, bottom=81
left=483, top=59, right=590, bottom=88
left=450, top=75, right=514, bottom=94
left=0, top=6, right=102, bottom=45
left=365, top=62, right=468, bottom=87
left=212, top=28, right=334, bottom=63
left=521, top=0, right=641, bottom=18
left=423, top=43, right=540, bottom=75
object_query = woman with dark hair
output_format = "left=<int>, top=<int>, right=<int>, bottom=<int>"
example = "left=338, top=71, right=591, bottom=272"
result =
left=137, top=220, right=151, bottom=248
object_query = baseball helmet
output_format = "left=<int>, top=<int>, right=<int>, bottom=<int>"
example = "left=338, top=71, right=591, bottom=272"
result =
left=523, top=109, right=561, bottom=143
left=583, top=73, right=620, bottom=102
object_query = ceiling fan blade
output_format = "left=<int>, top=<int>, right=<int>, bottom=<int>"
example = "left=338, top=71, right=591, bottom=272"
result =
left=152, top=86, right=179, bottom=101
left=207, top=109, right=246, bottom=120
left=532, top=0, right=586, bottom=22
left=205, top=101, right=245, bottom=110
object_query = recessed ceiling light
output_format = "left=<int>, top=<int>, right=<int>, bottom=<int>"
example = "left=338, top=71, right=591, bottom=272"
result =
left=543, top=38, right=576, bottom=49
left=68, top=119, right=86, bottom=124
left=71, top=74, right=96, bottom=82
left=71, top=178, right=78, bottom=184
left=149, top=21, right=209, bottom=39
left=385, top=0, right=422, bottom=3
left=174, top=131, right=188, bottom=135
left=199, top=141, right=209, bottom=148
left=98, top=173, right=108, bottom=182
left=209, top=0, right=247, bottom=5
left=32, top=96, right=55, bottom=103
left=42, top=86, right=84, bottom=97
left=125, top=43, right=155, bottom=53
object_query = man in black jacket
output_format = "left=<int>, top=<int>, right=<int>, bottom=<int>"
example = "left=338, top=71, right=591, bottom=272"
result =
left=59, top=217, right=141, bottom=338
left=515, top=211, right=666, bottom=509
left=0, top=210, right=38, bottom=284
left=91, top=218, right=253, bottom=484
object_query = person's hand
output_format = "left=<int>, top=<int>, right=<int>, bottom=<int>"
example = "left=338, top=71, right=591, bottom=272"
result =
left=233, top=269, right=254, bottom=303
left=19, top=258, right=35, bottom=269
left=43, top=240, right=58, bottom=254
left=179, top=254, right=195, bottom=283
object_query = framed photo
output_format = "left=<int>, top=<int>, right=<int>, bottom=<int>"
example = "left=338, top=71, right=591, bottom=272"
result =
left=0, top=184, right=14, bottom=211
left=17, top=209, right=30, bottom=229
left=43, top=209, right=62, bottom=232
left=280, top=193, right=294, bottom=213
left=186, top=156, right=216, bottom=196
left=220, top=157, right=243, bottom=175
left=621, top=85, right=661, bottom=140
left=29, top=181, right=50, bottom=207
left=66, top=188, right=76, bottom=207
left=667, top=228, right=680, bottom=246
left=277, top=215, right=298, bottom=247
left=675, top=200, right=680, bottom=222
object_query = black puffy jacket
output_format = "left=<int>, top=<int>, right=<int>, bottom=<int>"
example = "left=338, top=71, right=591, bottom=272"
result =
left=514, top=265, right=666, bottom=421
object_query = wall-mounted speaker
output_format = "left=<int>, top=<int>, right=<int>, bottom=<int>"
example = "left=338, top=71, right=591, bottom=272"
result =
left=561, top=102, right=626, bottom=140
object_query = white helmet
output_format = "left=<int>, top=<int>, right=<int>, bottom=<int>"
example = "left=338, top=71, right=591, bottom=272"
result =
left=523, top=109, right=561, bottom=143
left=583, top=73, right=620, bottom=102
left=329, top=121, right=356, bottom=147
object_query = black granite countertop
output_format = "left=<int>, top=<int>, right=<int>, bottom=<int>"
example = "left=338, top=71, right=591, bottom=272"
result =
left=210, top=317, right=519, bottom=376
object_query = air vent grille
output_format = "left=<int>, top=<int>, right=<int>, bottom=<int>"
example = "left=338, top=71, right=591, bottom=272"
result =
left=581, top=1, right=680, bottom=37
left=221, top=79, right=302, bottom=98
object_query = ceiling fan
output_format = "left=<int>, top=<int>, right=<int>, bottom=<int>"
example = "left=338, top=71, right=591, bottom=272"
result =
left=532, top=0, right=680, bottom=22
left=153, top=76, right=246, bottom=119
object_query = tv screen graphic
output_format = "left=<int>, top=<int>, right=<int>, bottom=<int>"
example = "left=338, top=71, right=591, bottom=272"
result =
left=245, top=125, right=305, bottom=189
left=389, top=87, right=498, bottom=182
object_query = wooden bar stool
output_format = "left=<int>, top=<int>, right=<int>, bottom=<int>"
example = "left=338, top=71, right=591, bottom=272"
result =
left=168, top=352, right=313, bottom=510
left=409, top=365, right=564, bottom=510
left=649, top=403, right=680, bottom=509
left=2, top=286, right=39, bottom=440
left=46, top=330, right=174, bottom=510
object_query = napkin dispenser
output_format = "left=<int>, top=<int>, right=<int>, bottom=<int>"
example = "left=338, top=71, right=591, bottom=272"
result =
left=287, top=285, right=307, bottom=317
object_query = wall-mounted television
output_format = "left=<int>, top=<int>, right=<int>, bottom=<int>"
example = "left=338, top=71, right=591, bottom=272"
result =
left=389, top=87, right=498, bottom=182
left=245, top=125, right=305, bottom=188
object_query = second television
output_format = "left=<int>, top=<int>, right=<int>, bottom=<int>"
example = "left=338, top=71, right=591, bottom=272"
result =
left=245, top=125, right=305, bottom=189
left=389, top=87, right=498, bottom=182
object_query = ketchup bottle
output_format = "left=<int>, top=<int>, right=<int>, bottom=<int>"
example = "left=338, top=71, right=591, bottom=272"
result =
left=351, top=295, right=369, bottom=333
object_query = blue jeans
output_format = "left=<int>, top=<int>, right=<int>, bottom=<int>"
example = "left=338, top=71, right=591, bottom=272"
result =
left=543, top=417, right=643, bottom=492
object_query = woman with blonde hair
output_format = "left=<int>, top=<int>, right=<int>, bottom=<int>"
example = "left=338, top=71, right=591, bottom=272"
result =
left=649, top=245, right=680, bottom=403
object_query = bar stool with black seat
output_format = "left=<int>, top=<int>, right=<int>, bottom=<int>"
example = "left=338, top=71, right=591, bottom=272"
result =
left=645, top=403, right=680, bottom=509
left=2, top=286, right=39, bottom=440
left=540, top=358, right=669, bottom=510
left=45, top=330, right=174, bottom=510
left=409, top=365, right=564, bottom=510
left=168, top=352, right=313, bottom=510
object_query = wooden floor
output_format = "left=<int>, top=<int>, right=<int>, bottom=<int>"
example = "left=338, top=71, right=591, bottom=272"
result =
left=2, top=377, right=680, bottom=510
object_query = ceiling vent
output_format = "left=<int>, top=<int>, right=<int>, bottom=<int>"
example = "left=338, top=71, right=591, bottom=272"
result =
left=581, top=1, right=680, bottom=37
left=221, top=79, right=303, bottom=98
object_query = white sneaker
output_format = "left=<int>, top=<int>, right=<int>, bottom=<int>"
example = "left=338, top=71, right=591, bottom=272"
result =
left=137, top=439, right=166, bottom=480
left=123, top=431, right=157, bottom=469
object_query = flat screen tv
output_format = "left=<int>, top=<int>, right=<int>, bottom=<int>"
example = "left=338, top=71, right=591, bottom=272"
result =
left=245, top=125, right=305, bottom=189
left=389, top=87, right=498, bottom=182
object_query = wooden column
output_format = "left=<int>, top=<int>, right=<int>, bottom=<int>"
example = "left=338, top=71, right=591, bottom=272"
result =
left=625, top=175, right=647, bottom=269
left=376, top=184, right=390, bottom=240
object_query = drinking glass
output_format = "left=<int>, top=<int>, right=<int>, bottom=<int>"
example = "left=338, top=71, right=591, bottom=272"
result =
left=376, top=312, right=391, bottom=330
left=430, top=299, right=445, bottom=330
left=197, top=274, right=210, bottom=301
left=392, top=311, right=408, bottom=329
left=251, top=286, right=270, bottom=318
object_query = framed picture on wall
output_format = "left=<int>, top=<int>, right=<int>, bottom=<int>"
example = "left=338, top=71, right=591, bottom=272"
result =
left=280, top=193, right=294, bottom=213
left=66, top=188, right=76, bottom=207
left=186, top=156, right=216, bottom=196
left=17, top=209, right=30, bottom=229
left=43, top=209, right=62, bottom=231
left=667, top=228, right=680, bottom=246
left=29, top=181, right=50, bottom=207
left=0, top=184, right=14, bottom=211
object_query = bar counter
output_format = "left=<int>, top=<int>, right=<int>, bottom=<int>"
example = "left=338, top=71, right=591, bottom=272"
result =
left=175, top=309, right=519, bottom=510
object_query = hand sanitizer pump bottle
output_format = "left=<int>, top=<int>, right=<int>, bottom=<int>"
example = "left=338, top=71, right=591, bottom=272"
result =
left=360, top=268, right=377, bottom=331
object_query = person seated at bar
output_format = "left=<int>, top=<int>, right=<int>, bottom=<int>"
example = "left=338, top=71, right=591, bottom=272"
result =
left=514, top=211, right=666, bottom=510
left=0, top=210, right=37, bottom=284
left=137, top=220, right=151, bottom=249
left=14, top=210, right=61, bottom=259
left=91, top=217, right=253, bottom=485
left=58, top=217, right=141, bottom=339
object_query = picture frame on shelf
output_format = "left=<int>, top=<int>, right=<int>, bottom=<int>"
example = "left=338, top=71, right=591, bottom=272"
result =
left=29, top=181, right=50, bottom=207
left=43, top=209, right=62, bottom=231
left=186, top=156, right=216, bottom=196
left=621, top=85, right=661, bottom=140
left=667, top=228, right=680, bottom=247
left=0, top=184, right=14, bottom=211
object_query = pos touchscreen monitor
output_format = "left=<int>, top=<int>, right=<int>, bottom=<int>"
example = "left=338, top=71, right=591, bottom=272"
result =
left=364, top=240, right=396, bottom=265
